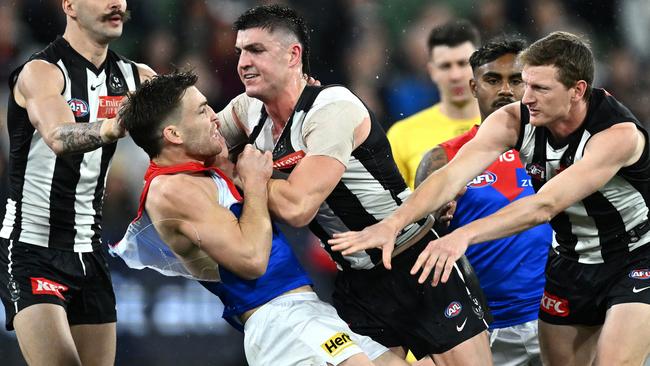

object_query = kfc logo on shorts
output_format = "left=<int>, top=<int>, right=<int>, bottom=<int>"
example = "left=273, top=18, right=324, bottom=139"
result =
left=68, top=98, right=89, bottom=118
left=629, top=269, right=650, bottom=280
left=467, top=171, right=497, bottom=188
left=540, top=291, right=569, bottom=317
left=444, top=301, right=463, bottom=318
left=321, top=332, right=355, bottom=356
left=31, top=277, right=68, bottom=300
left=273, top=150, right=306, bottom=170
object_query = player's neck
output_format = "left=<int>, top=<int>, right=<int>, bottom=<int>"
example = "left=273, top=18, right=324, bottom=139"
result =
left=547, top=99, right=589, bottom=140
left=264, top=78, right=307, bottom=129
left=153, top=150, right=204, bottom=168
left=63, top=25, right=110, bottom=69
left=439, top=98, right=479, bottom=120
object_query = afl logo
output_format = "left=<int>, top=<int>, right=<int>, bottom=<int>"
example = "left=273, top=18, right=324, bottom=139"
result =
left=444, top=301, right=462, bottom=318
left=629, top=269, right=650, bottom=280
left=467, top=171, right=497, bottom=188
left=68, top=98, right=89, bottom=118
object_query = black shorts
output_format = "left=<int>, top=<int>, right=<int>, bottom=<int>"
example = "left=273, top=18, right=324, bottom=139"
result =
left=0, top=239, right=116, bottom=331
left=332, top=231, right=490, bottom=358
left=539, top=245, right=650, bottom=326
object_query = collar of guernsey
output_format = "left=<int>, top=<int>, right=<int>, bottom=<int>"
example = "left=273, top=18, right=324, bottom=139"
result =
left=134, top=161, right=242, bottom=221
left=108, top=161, right=241, bottom=280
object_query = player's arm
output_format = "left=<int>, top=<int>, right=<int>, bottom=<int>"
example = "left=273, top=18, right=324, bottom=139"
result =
left=268, top=100, right=369, bottom=227
left=455, top=122, right=645, bottom=245
left=411, top=121, right=645, bottom=286
left=415, top=146, right=450, bottom=187
left=329, top=104, right=520, bottom=267
left=385, top=105, right=520, bottom=235
left=415, top=146, right=458, bottom=224
left=149, top=146, right=274, bottom=280
left=14, top=60, right=124, bottom=155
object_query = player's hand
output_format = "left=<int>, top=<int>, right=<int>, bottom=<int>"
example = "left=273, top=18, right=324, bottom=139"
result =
left=236, top=144, right=273, bottom=187
left=329, top=220, right=399, bottom=269
left=434, top=201, right=456, bottom=226
left=433, top=187, right=465, bottom=226
left=100, top=116, right=127, bottom=143
left=410, top=230, right=469, bottom=286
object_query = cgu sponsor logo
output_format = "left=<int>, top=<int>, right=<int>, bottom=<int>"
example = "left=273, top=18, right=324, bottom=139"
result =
left=629, top=269, right=650, bottom=280
left=444, top=301, right=462, bottom=318
left=321, top=332, right=355, bottom=356
left=540, top=291, right=569, bottom=317
left=68, top=98, right=89, bottom=118
left=31, top=277, right=68, bottom=300
left=467, top=171, right=497, bottom=188
left=273, top=150, right=306, bottom=170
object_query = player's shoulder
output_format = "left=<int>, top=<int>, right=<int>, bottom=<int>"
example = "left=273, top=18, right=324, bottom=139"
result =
left=314, top=85, right=363, bottom=106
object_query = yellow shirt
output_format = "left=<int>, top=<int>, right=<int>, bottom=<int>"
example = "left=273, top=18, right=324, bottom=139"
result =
left=387, top=103, right=479, bottom=189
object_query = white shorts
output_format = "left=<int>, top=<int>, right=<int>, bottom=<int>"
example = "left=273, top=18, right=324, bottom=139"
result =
left=489, top=319, right=541, bottom=366
left=243, top=292, right=389, bottom=366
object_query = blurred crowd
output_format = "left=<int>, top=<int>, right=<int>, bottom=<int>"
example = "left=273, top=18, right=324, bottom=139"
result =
left=0, top=0, right=649, bottom=365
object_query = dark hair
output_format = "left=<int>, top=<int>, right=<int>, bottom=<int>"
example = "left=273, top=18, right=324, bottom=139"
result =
left=519, top=31, right=594, bottom=100
left=470, top=37, right=528, bottom=71
left=234, top=4, right=310, bottom=74
left=427, top=19, right=480, bottom=55
left=120, top=71, right=198, bottom=158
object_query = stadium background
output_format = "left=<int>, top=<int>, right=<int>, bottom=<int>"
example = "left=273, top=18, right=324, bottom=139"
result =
left=0, top=0, right=648, bottom=365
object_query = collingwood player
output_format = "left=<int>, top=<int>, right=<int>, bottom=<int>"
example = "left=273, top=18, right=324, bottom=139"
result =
left=216, top=5, right=492, bottom=365
left=0, top=1, right=154, bottom=365
left=331, top=31, right=650, bottom=366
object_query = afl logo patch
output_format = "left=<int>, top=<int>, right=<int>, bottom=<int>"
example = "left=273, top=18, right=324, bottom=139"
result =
left=629, top=269, right=650, bottom=280
left=68, top=98, right=89, bottom=118
left=467, top=171, right=497, bottom=188
left=444, top=301, right=462, bottom=318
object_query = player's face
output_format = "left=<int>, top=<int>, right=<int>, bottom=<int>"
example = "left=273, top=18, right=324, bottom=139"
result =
left=179, top=87, right=223, bottom=158
left=236, top=27, right=293, bottom=101
left=471, top=53, right=524, bottom=118
left=73, top=0, right=128, bottom=43
left=428, top=41, right=476, bottom=107
left=521, top=65, right=574, bottom=127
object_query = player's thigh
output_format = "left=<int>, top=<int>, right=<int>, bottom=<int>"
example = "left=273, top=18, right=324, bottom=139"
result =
left=596, top=303, right=650, bottom=366
left=538, top=319, right=599, bottom=366
left=14, top=303, right=82, bottom=366
left=70, top=322, right=116, bottom=366
left=431, top=330, right=492, bottom=366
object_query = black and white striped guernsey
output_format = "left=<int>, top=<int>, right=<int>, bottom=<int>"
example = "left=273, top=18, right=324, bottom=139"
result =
left=246, top=85, right=428, bottom=271
left=1, top=36, right=141, bottom=252
left=516, top=88, right=650, bottom=264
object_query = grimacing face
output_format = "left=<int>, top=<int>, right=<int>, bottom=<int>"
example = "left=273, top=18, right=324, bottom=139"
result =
left=429, top=41, right=476, bottom=107
left=235, top=27, right=295, bottom=102
left=471, top=53, right=524, bottom=118
left=521, top=64, right=574, bottom=127
left=70, top=0, right=128, bottom=43
left=178, top=86, right=223, bottom=158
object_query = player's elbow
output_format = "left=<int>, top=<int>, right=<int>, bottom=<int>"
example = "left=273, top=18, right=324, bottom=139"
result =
left=281, top=206, right=317, bottom=227
left=239, top=257, right=269, bottom=280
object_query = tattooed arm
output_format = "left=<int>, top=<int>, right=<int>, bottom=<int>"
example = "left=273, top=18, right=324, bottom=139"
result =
left=415, top=146, right=461, bottom=225
left=414, top=146, right=449, bottom=187
left=13, top=60, right=125, bottom=155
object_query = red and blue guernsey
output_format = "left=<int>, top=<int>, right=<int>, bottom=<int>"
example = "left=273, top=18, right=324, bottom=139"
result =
left=110, top=162, right=312, bottom=330
left=440, top=126, right=552, bottom=329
